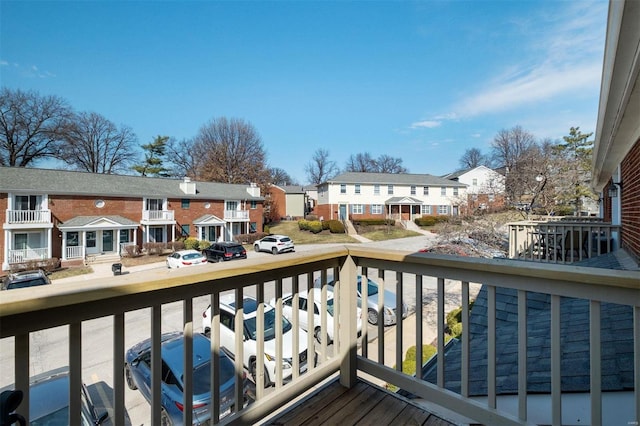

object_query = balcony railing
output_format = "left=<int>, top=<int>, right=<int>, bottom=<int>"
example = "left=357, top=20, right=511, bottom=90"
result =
left=224, top=209, right=249, bottom=220
left=508, top=220, right=621, bottom=263
left=142, top=210, right=175, bottom=221
left=0, top=246, right=638, bottom=425
left=7, top=247, right=48, bottom=264
left=5, top=209, right=51, bottom=224
left=66, top=245, right=84, bottom=260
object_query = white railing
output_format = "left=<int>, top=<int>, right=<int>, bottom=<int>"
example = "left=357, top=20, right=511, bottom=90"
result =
left=508, top=221, right=621, bottom=263
left=142, top=210, right=174, bottom=221
left=0, top=247, right=638, bottom=426
left=5, top=209, right=51, bottom=224
left=224, top=210, right=249, bottom=220
left=7, top=248, right=49, bottom=264
left=66, top=246, right=84, bottom=259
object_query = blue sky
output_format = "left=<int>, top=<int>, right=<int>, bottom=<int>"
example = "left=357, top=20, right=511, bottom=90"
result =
left=1, top=0, right=608, bottom=184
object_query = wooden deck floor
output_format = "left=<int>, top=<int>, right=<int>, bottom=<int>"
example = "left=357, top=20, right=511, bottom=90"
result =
left=263, top=378, right=456, bottom=426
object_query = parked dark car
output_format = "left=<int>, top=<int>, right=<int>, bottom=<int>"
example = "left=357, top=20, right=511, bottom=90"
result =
left=1, top=269, right=51, bottom=291
left=0, top=367, right=108, bottom=425
left=203, top=242, right=247, bottom=262
left=125, top=331, right=254, bottom=425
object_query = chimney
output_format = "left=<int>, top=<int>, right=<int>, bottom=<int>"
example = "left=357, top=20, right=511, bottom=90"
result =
left=180, top=177, right=196, bottom=195
left=246, top=182, right=260, bottom=197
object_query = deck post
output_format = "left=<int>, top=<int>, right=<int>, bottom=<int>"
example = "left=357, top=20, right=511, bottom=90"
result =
left=338, top=253, right=358, bottom=388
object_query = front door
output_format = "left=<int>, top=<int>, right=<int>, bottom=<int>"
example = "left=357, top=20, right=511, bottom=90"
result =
left=86, top=231, right=98, bottom=254
left=339, top=205, right=347, bottom=221
left=102, top=230, right=114, bottom=252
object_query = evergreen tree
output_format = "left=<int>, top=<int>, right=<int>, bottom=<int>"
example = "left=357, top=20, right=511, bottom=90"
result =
left=133, top=135, right=171, bottom=177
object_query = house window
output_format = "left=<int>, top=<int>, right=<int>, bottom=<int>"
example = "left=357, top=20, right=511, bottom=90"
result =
left=410, top=186, right=416, bottom=195
left=438, top=205, right=449, bottom=215
left=355, top=184, right=361, bottom=194
left=423, top=186, right=429, bottom=195
left=340, top=184, right=346, bottom=194
left=181, top=225, right=190, bottom=237
left=67, top=232, right=79, bottom=247
left=453, top=187, right=459, bottom=196
left=119, top=229, right=129, bottom=243
left=226, top=201, right=238, bottom=211
left=374, top=185, right=380, bottom=195
left=86, top=231, right=97, bottom=248
left=150, top=227, right=164, bottom=242
left=421, top=205, right=432, bottom=215
left=351, top=204, right=364, bottom=214
left=15, top=195, right=39, bottom=210
left=250, top=200, right=257, bottom=209
left=371, top=204, right=383, bottom=214
left=146, top=198, right=163, bottom=211
left=441, top=187, right=446, bottom=196
left=181, top=199, right=190, bottom=209
left=489, top=194, right=495, bottom=202
left=472, top=178, right=478, bottom=186
left=387, top=185, right=394, bottom=195
left=250, top=222, right=257, bottom=233
left=14, top=233, right=28, bottom=250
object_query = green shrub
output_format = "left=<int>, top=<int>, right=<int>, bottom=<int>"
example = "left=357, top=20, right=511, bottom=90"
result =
left=322, top=221, right=330, bottom=230
left=184, top=237, right=199, bottom=250
left=198, top=240, right=211, bottom=250
left=308, top=220, right=323, bottom=233
left=264, top=225, right=271, bottom=234
left=353, top=219, right=395, bottom=226
left=386, top=344, right=437, bottom=391
left=328, top=220, right=345, bottom=233
left=450, top=322, right=463, bottom=339
left=298, top=219, right=309, bottom=230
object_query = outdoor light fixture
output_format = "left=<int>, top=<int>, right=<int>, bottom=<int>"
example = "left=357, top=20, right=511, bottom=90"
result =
left=608, top=181, right=622, bottom=198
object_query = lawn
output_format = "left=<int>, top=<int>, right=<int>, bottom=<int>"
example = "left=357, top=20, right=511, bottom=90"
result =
left=266, top=221, right=359, bottom=244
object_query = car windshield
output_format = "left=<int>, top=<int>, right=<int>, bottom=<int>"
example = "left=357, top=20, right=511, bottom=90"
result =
left=244, top=308, right=292, bottom=341
left=185, top=358, right=234, bottom=395
left=182, top=253, right=202, bottom=260
left=357, top=279, right=379, bottom=296
left=326, top=298, right=335, bottom=316
left=7, top=278, right=47, bottom=289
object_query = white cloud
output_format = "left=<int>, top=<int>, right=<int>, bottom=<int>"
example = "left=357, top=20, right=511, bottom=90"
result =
left=410, top=120, right=441, bottom=129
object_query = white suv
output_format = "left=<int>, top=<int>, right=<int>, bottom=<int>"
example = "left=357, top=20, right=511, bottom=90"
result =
left=202, top=295, right=309, bottom=387
left=254, top=234, right=294, bottom=254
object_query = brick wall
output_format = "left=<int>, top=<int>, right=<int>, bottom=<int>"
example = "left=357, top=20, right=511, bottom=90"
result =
left=620, top=138, right=640, bottom=260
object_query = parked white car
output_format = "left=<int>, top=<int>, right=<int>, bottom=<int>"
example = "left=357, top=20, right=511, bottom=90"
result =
left=202, top=295, right=310, bottom=387
left=254, top=234, right=295, bottom=254
left=273, top=289, right=362, bottom=343
left=166, top=249, right=208, bottom=269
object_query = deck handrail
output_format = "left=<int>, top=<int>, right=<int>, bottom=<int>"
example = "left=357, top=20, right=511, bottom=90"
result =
left=1, top=246, right=638, bottom=425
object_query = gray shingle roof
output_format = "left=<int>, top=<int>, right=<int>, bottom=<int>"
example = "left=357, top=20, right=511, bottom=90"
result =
left=418, top=264, right=635, bottom=395
left=0, top=166, right=264, bottom=200
left=326, top=172, right=467, bottom=187
left=58, top=215, right=139, bottom=228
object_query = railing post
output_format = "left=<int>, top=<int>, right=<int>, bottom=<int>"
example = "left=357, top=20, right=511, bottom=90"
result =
left=338, top=253, right=358, bottom=388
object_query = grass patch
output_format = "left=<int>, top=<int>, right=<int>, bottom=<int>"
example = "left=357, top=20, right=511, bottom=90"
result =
left=49, top=266, right=93, bottom=280
left=359, top=228, right=422, bottom=241
left=266, top=221, right=359, bottom=244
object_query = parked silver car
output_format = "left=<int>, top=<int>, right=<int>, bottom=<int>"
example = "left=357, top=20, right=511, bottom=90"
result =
left=318, top=275, right=408, bottom=326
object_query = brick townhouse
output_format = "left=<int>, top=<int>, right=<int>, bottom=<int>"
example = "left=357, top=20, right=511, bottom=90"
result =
left=0, top=167, right=264, bottom=271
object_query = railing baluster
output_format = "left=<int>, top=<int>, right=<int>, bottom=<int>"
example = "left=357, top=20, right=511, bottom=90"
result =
left=210, top=292, right=222, bottom=420
left=395, top=271, right=403, bottom=372
left=416, top=275, right=423, bottom=381
left=15, top=333, right=29, bottom=423
left=487, top=285, right=496, bottom=409
left=551, top=294, right=562, bottom=425
left=113, top=313, right=125, bottom=426
left=461, top=281, right=470, bottom=398
left=151, top=305, right=162, bottom=426
left=437, top=277, right=445, bottom=388
left=517, top=289, right=527, bottom=421
left=274, top=279, right=283, bottom=388
left=361, top=267, right=369, bottom=359
left=377, top=269, right=386, bottom=366
left=590, top=300, right=601, bottom=425
left=183, top=298, right=193, bottom=426
left=634, top=306, right=640, bottom=425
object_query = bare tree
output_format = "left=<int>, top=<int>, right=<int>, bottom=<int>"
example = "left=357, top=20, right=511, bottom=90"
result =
left=459, top=147, right=487, bottom=169
left=0, top=87, right=72, bottom=167
left=60, top=111, right=138, bottom=173
left=345, top=152, right=376, bottom=172
left=270, top=167, right=298, bottom=186
left=164, top=137, right=201, bottom=179
left=490, top=126, right=536, bottom=170
left=192, top=117, right=270, bottom=186
left=376, top=154, right=408, bottom=173
left=305, top=148, right=339, bottom=184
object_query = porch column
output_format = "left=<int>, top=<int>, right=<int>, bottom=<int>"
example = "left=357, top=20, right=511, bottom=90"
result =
left=171, top=225, right=175, bottom=242
left=2, top=230, right=9, bottom=270
left=338, top=254, right=358, bottom=387
left=81, top=231, right=87, bottom=259
left=47, top=228, right=52, bottom=261
left=61, top=231, right=67, bottom=261
left=115, top=229, right=121, bottom=255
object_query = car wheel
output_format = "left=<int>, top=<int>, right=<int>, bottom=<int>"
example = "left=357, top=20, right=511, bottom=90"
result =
left=367, top=309, right=378, bottom=325
left=160, top=408, right=173, bottom=426
left=216, top=256, right=222, bottom=263
left=250, top=359, right=271, bottom=388
left=254, top=244, right=260, bottom=252
left=124, top=364, right=137, bottom=390
left=271, top=247, right=278, bottom=255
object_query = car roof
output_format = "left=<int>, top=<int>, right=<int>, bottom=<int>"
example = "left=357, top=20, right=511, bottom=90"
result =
left=219, top=295, right=272, bottom=316
left=217, top=242, right=242, bottom=246
left=284, top=289, right=335, bottom=302
left=177, top=249, right=201, bottom=254
left=161, top=333, right=215, bottom=378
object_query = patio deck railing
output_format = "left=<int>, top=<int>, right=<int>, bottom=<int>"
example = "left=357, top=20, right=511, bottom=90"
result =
left=5, top=209, right=51, bottom=224
left=0, top=246, right=637, bottom=425
left=508, top=220, right=621, bottom=263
